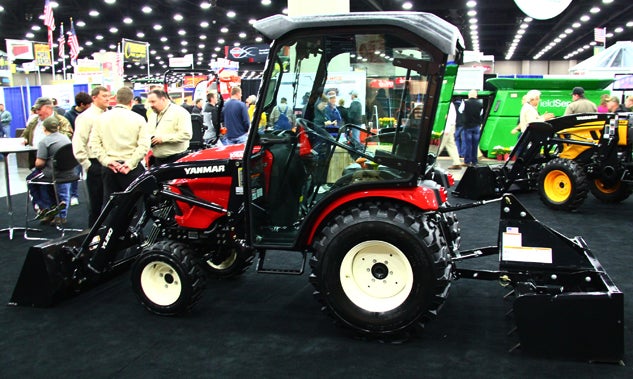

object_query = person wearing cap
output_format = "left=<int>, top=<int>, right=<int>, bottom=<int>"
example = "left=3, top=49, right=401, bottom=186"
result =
left=324, top=91, right=343, bottom=136
left=73, top=86, right=111, bottom=227
left=564, top=87, right=597, bottom=115
left=90, top=87, right=152, bottom=203
left=606, top=96, right=628, bottom=113
left=26, top=116, right=74, bottom=225
left=23, top=97, right=73, bottom=168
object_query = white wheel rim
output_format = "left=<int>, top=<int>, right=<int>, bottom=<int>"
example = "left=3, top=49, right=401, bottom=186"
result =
left=339, top=240, right=414, bottom=312
left=140, top=260, right=182, bottom=306
left=206, top=250, right=237, bottom=270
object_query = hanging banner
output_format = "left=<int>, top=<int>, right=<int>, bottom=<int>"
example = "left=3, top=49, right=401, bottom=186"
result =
left=122, top=38, right=148, bottom=65
left=5, top=39, right=34, bottom=61
left=226, top=44, right=270, bottom=63
left=33, top=43, right=52, bottom=66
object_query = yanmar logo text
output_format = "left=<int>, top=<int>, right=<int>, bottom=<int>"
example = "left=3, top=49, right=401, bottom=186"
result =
left=184, top=165, right=226, bottom=175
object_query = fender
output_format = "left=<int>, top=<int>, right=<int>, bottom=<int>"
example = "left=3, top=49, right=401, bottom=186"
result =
left=306, top=186, right=440, bottom=244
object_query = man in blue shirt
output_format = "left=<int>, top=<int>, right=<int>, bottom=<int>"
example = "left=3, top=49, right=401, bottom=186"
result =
left=222, top=86, right=250, bottom=145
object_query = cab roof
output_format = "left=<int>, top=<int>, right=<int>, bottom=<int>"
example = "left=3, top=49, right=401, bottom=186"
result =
left=253, top=12, right=465, bottom=58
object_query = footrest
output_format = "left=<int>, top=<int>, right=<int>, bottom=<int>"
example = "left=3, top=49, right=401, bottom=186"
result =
left=256, top=250, right=306, bottom=275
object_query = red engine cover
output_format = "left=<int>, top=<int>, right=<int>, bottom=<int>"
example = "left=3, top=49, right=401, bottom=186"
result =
left=168, top=144, right=246, bottom=229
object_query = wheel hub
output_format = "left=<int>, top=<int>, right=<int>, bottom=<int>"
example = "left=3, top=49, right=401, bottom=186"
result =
left=371, top=262, right=389, bottom=280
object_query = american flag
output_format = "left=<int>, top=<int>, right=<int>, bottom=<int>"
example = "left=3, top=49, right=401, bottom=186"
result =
left=67, top=18, right=80, bottom=64
left=58, top=22, right=65, bottom=59
left=43, top=0, right=55, bottom=49
left=43, top=0, right=55, bottom=30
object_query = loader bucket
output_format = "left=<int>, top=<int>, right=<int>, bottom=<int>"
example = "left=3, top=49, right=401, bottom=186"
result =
left=452, top=165, right=501, bottom=199
left=10, top=232, right=90, bottom=307
left=498, top=195, right=624, bottom=362
left=9, top=231, right=138, bottom=307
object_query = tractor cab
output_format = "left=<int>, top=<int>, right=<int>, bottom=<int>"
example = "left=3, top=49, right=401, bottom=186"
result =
left=244, top=13, right=462, bottom=248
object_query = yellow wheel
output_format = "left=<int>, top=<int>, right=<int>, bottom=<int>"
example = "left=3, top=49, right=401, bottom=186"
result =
left=537, top=158, right=588, bottom=211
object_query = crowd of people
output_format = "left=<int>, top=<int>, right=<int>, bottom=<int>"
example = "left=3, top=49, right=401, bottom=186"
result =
left=11, top=82, right=633, bottom=227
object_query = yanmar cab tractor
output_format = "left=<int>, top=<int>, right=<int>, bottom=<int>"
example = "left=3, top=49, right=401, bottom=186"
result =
left=10, top=12, right=623, bottom=362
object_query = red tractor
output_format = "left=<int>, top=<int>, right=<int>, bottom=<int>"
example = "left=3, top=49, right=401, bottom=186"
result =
left=11, top=12, right=622, bottom=362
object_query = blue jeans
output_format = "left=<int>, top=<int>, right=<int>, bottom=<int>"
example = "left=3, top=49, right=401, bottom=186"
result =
left=462, top=127, right=481, bottom=165
left=0, top=124, right=9, bottom=138
left=227, top=133, right=248, bottom=145
left=454, top=125, right=464, bottom=156
left=70, top=165, right=81, bottom=198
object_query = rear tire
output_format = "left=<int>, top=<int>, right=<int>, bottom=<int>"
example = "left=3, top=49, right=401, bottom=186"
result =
left=131, top=240, right=206, bottom=316
left=310, top=201, right=451, bottom=341
left=537, top=158, right=588, bottom=211
left=590, top=179, right=632, bottom=203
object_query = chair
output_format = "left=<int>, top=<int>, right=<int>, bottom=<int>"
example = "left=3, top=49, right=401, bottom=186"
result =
left=24, top=143, right=83, bottom=239
left=189, top=114, right=205, bottom=151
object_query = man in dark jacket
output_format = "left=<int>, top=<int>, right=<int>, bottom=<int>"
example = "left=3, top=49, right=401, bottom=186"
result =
left=461, top=89, right=483, bottom=166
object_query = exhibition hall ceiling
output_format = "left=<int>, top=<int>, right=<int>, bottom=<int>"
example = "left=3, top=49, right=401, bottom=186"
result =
left=1, top=0, right=633, bottom=79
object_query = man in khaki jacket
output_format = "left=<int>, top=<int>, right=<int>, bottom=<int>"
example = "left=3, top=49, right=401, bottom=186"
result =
left=90, top=87, right=151, bottom=202
left=72, top=86, right=111, bottom=226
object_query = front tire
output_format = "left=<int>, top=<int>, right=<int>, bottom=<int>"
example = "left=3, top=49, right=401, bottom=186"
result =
left=310, top=202, right=451, bottom=341
left=590, top=179, right=631, bottom=203
left=537, top=158, right=588, bottom=211
left=131, top=241, right=206, bottom=316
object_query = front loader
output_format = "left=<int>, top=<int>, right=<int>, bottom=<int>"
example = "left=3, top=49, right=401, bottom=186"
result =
left=9, top=12, right=623, bottom=362
left=454, top=112, right=633, bottom=211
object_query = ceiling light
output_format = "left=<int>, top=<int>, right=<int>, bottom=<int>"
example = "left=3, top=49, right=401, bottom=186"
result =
left=123, top=17, right=133, bottom=24
left=200, top=35, right=207, bottom=40
left=109, top=27, right=118, bottom=33
left=178, top=29, right=186, bottom=36
left=200, top=21, right=209, bottom=28
left=137, top=32, right=145, bottom=38
left=200, top=2, right=212, bottom=9
left=239, top=32, right=247, bottom=38
left=580, top=15, right=590, bottom=22
left=96, top=35, right=104, bottom=40
left=153, top=24, right=162, bottom=30
left=163, top=46, right=170, bottom=50
left=466, top=1, right=477, bottom=8
left=181, top=48, right=188, bottom=53
left=402, top=2, right=413, bottom=10
left=85, top=41, right=93, bottom=46
left=142, top=6, right=152, bottom=13
left=218, top=38, right=225, bottom=44
left=227, top=11, right=236, bottom=18
left=104, top=0, right=116, bottom=4
left=249, top=19, right=257, bottom=25
left=25, top=32, right=34, bottom=38
left=590, top=7, right=600, bottom=14
left=221, top=27, right=229, bottom=33
left=89, top=10, right=99, bottom=17
left=76, top=20, right=86, bottom=27
left=31, top=25, right=41, bottom=31
left=615, top=27, right=624, bottom=33
left=261, top=0, right=272, bottom=5
left=255, top=36, right=263, bottom=42
left=467, top=10, right=477, bottom=17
